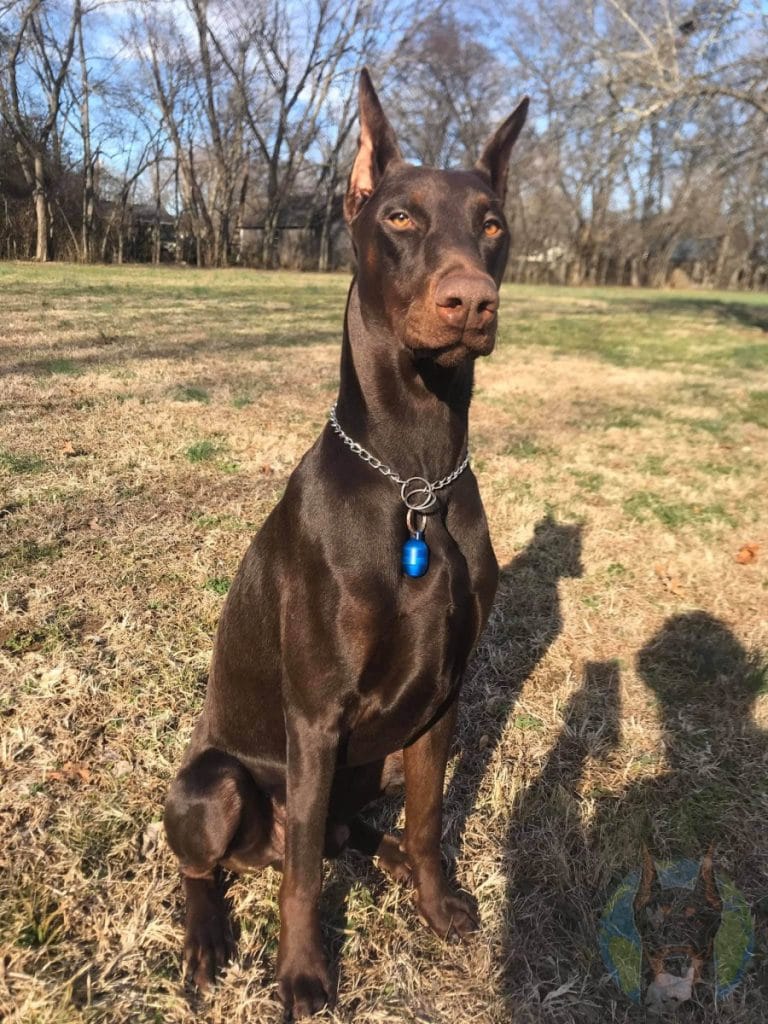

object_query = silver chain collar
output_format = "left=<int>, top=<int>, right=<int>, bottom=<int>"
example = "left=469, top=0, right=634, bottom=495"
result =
left=328, top=402, right=470, bottom=513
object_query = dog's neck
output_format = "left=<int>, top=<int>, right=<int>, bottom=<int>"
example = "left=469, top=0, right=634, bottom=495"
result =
left=334, top=281, right=473, bottom=481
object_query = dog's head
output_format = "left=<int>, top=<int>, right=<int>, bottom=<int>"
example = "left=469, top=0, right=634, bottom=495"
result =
left=344, top=69, right=528, bottom=368
left=633, top=847, right=723, bottom=1009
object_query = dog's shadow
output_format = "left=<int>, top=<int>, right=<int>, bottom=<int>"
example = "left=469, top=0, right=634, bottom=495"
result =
left=445, top=514, right=584, bottom=849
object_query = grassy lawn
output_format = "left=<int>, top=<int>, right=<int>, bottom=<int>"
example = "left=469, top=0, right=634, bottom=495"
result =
left=1, top=263, right=767, bottom=1023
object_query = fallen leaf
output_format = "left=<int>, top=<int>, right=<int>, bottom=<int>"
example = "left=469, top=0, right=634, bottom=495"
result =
left=140, top=821, right=164, bottom=859
left=653, top=564, right=686, bottom=597
left=735, top=543, right=760, bottom=564
left=60, top=441, right=87, bottom=457
left=48, top=761, right=91, bottom=784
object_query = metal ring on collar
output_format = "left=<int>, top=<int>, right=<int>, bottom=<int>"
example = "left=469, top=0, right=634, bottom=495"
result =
left=400, top=476, right=436, bottom=512
left=406, top=508, right=427, bottom=535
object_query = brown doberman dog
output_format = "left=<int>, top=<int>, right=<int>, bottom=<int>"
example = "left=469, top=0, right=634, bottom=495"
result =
left=164, top=69, right=528, bottom=1019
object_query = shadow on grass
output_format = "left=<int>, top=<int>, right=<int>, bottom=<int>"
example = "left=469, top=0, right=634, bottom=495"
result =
left=445, top=515, right=584, bottom=853
left=493, top=611, right=767, bottom=1019
left=2, top=326, right=341, bottom=378
left=497, top=659, right=623, bottom=1016
left=626, top=297, right=768, bottom=334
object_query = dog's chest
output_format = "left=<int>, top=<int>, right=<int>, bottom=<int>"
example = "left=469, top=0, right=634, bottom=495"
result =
left=342, top=527, right=488, bottom=763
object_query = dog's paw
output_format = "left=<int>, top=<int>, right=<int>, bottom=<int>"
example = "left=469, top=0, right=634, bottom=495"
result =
left=277, top=959, right=335, bottom=1019
left=183, top=912, right=234, bottom=990
left=416, top=888, right=479, bottom=942
left=375, top=833, right=413, bottom=885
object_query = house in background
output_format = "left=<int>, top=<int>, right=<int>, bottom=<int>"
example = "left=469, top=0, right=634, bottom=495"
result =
left=238, top=193, right=353, bottom=270
left=100, top=201, right=176, bottom=264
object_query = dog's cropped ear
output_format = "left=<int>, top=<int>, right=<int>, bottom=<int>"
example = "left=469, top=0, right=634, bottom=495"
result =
left=634, top=844, right=660, bottom=914
left=344, top=68, right=403, bottom=223
left=693, top=845, right=722, bottom=910
left=474, top=97, right=529, bottom=202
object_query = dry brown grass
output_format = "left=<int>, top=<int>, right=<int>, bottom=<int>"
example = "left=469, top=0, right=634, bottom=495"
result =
left=1, top=264, right=767, bottom=1023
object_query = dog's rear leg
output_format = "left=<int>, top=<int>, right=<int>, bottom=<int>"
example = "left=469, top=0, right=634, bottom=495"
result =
left=346, top=818, right=412, bottom=884
left=164, top=748, right=271, bottom=989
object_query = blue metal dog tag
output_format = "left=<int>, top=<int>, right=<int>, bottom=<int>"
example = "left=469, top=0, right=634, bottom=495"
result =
left=402, top=531, right=429, bottom=577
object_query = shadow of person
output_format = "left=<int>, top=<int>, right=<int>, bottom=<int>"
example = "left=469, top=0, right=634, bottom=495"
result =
left=498, top=659, right=623, bottom=1008
left=596, top=612, right=767, bottom=871
left=589, top=612, right=768, bottom=1014
left=444, top=515, right=584, bottom=851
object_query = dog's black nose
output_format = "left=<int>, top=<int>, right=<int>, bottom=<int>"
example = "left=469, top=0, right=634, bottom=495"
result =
left=434, top=271, right=498, bottom=329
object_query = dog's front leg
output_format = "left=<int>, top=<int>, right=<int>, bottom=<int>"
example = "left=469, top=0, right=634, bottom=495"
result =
left=403, top=699, right=479, bottom=941
left=277, top=720, right=338, bottom=1018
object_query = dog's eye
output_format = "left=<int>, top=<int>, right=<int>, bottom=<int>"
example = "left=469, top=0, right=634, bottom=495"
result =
left=387, top=212, right=413, bottom=230
left=483, top=219, right=503, bottom=238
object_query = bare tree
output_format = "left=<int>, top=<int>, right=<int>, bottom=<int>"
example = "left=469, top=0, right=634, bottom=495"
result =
left=386, top=13, right=508, bottom=169
left=209, top=0, right=370, bottom=267
left=131, top=0, right=217, bottom=265
left=0, top=0, right=81, bottom=260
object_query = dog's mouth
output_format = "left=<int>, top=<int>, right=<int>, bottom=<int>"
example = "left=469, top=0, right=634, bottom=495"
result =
left=408, top=328, right=496, bottom=365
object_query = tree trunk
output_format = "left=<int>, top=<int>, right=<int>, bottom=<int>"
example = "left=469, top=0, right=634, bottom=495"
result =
left=219, top=211, right=229, bottom=266
left=261, top=208, right=279, bottom=269
left=78, top=16, right=94, bottom=263
left=714, top=230, right=731, bottom=289
left=34, top=152, right=49, bottom=262
left=235, top=168, right=249, bottom=265
left=318, top=189, right=335, bottom=272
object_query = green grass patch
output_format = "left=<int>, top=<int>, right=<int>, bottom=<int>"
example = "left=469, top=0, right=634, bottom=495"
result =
left=1, top=539, right=61, bottom=572
left=695, top=460, right=740, bottom=477
left=2, top=626, right=50, bottom=656
left=16, top=895, right=64, bottom=949
left=36, top=358, right=83, bottom=376
left=681, top=417, right=731, bottom=436
left=0, top=449, right=44, bottom=474
left=193, top=511, right=251, bottom=531
left=728, top=343, right=768, bottom=370
left=513, top=713, right=544, bottom=731
left=743, top=390, right=768, bottom=428
left=173, top=385, right=210, bottom=403
left=605, top=562, right=629, bottom=578
left=569, top=469, right=604, bottom=492
left=503, top=436, right=552, bottom=459
left=204, top=577, right=231, bottom=595
left=642, top=455, right=667, bottom=476
left=495, top=286, right=768, bottom=370
left=2, top=606, right=86, bottom=655
left=623, top=491, right=736, bottom=529
left=185, top=439, right=219, bottom=463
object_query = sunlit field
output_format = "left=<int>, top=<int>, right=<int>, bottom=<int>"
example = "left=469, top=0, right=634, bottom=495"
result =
left=2, top=263, right=767, bottom=1023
